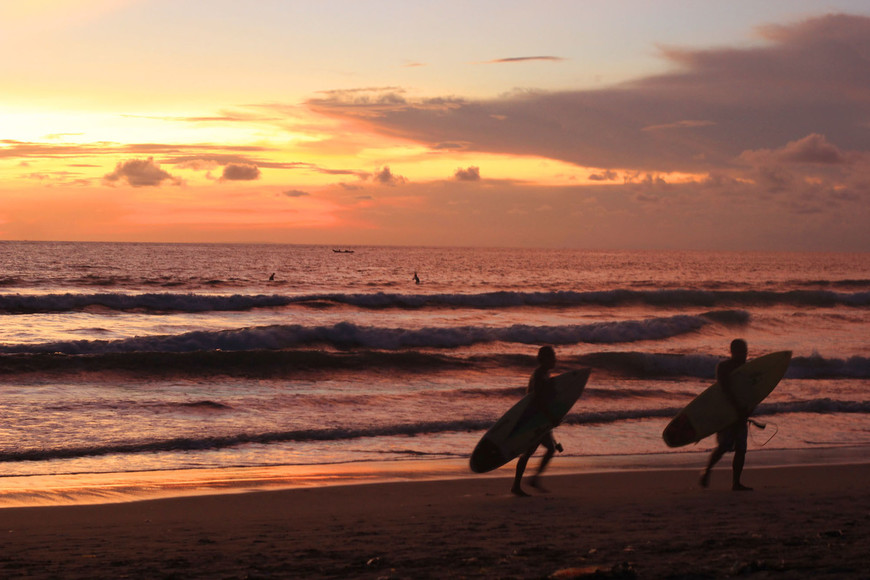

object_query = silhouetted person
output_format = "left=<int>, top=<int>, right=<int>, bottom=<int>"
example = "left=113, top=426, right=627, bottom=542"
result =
left=413, top=271, right=420, bottom=284
left=269, top=272, right=275, bottom=281
left=512, top=345, right=562, bottom=497
left=700, top=338, right=752, bottom=491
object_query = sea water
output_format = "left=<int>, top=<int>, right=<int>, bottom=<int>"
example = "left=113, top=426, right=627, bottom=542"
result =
left=0, top=242, right=867, bottom=490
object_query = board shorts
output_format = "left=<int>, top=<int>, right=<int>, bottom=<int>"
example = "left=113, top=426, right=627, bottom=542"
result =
left=716, top=420, right=748, bottom=453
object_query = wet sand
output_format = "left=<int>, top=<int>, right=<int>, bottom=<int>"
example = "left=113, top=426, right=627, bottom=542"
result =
left=0, top=462, right=868, bottom=578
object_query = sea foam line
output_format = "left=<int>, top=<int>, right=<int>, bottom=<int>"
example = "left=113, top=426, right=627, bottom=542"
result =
left=0, top=311, right=743, bottom=355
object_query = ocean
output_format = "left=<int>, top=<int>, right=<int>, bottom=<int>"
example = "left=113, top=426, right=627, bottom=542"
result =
left=0, top=242, right=867, bottom=500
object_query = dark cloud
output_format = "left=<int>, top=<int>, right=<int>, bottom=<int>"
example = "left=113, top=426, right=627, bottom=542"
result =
left=372, top=166, right=406, bottom=186
left=220, top=163, right=261, bottom=181
left=311, top=88, right=462, bottom=117
left=454, top=166, right=480, bottom=181
left=103, top=157, right=180, bottom=187
left=588, top=170, right=618, bottom=181
left=283, top=189, right=309, bottom=197
left=433, top=142, right=469, bottom=151
left=740, top=134, right=848, bottom=165
left=312, top=88, right=409, bottom=117
left=309, top=14, right=870, bottom=173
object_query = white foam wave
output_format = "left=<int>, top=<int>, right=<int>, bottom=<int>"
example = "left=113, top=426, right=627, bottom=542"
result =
left=0, top=312, right=727, bottom=354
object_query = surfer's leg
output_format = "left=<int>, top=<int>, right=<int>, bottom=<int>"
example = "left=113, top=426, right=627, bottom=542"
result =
left=702, top=426, right=736, bottom=488
left=512, top=450, right=533, bottom=496
left=731, top=450, right=751, bottom=490
left=701, top=446, right=725, bottom=487
left=529, top=433, right=556, bottom=491
left=731, top=422, right=752, bottom=491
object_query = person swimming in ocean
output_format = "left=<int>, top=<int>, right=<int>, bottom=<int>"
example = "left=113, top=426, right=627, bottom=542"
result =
left=700, top=338, right=753, bottom=491
left=511, top=345, right=562, bottom=497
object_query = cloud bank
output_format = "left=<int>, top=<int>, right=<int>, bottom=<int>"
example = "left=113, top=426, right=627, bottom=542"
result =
left=304, top=13, right=870, bottom=251
left=310, top=14, right=870, bottom=174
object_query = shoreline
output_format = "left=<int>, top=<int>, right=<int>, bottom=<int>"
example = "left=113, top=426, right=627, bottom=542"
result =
left=2, top=445, right=868, bottom=508
left=0, top=462, right=867, bottom=578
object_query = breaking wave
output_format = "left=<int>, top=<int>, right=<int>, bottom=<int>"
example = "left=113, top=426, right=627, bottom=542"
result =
left=0, top=288, right=867, bottom=314
left=1, top=349, right=865, bottom=382
left=0, top=311, right=738, bottom=355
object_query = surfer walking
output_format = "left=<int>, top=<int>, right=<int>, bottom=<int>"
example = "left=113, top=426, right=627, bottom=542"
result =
left=512, top=345, right=562, bottom=497
left=700, top=338, right=753, bottom=491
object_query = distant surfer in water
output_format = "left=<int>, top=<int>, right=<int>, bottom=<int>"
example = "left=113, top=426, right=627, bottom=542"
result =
left=512, top=345, right=562, bottom=497
left=413, top=271, right=420, bottom=284
left=700, top=338, right=752, bottom=491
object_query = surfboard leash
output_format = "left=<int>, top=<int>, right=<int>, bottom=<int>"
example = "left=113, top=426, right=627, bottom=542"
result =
left=749, top=418, right=779, bottom=447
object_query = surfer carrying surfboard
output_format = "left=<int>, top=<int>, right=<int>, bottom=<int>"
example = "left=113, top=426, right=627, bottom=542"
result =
left=700, top=339, right=753, bottom=491
left=511, top=346, right=561, bottom=497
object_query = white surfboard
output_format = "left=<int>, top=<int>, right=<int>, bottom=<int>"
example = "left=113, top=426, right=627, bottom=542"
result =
left=662, top=351, right=791, bottom=447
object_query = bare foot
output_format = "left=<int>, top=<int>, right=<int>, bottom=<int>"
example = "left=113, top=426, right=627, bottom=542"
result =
left=511, top=486, right=530, bottom=497
left=732, top=483, right=753, bottom=491
left=529, top=477, right=549, bottom=493
left=699, top=470, right=710, bottom=488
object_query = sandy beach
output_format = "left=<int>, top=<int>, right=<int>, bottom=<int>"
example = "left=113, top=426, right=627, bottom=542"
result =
left=0, top=462, right=868, bottom=579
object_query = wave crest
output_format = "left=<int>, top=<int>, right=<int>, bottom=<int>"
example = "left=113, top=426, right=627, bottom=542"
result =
left=0, top=312, right=739, bottom=355
left=1, top=288, right=867, bottom=315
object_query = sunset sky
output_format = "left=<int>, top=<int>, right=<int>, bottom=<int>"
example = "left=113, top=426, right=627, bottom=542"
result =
left=2, top=0, right=869, bottom=251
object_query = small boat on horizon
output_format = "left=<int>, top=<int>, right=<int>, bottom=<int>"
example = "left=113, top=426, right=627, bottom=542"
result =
left=332, top=249, right=355, bottom=254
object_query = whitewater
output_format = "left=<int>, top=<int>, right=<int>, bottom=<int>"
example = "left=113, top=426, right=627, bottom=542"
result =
left=0, top=242, right=867, bottom=490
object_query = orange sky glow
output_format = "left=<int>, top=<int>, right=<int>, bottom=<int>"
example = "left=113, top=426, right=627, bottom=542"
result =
left=1, top=1, right=869, bottom=251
